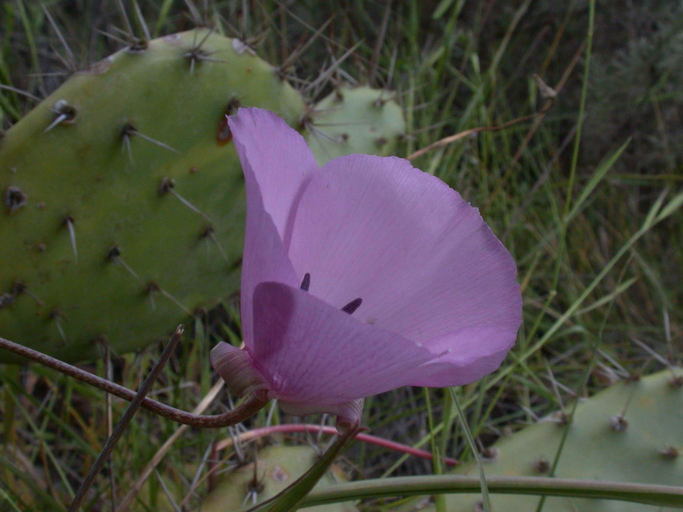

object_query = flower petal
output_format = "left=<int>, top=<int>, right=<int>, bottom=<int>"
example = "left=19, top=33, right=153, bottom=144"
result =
left=407, top=328, right=517, bottom=387
left=229, top=108, right=316, bottom=344
left=285, top=154, right=521, bottom=381
left=228, top=108, right=318, bottom=238
left=279, top=399, right=364, bottom=427
left=250, top=281, right=435, bottom=406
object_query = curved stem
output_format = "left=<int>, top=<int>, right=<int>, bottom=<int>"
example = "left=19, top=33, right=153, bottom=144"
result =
left=0, top=335, right=268, bottom=428
left=299, top=476, right=683, bottom=509
left=215, top=424, right=460, bottom=467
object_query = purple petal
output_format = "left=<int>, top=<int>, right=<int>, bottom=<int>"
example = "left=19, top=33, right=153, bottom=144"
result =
left=278, top=399, right=364, bottom=427
left=407, top=328, right=518, bottom=387
left=237, top=172, right=298, bottom=347
left=249, top=281, right=435, bottom=406
left=285, top=155, right=521, bottom=384
left=228, top=108, right=318, bottom=238
left=229, top=108, right=317, bottom=344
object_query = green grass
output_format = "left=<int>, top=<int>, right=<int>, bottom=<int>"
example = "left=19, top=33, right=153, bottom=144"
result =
left=1, top=1, right=681, bottom=511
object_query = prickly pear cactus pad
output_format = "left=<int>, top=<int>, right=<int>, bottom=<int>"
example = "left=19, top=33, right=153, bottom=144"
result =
left=201, top=445, right=358, bottom=512
left=305, top=86, right=405, bottom=164
left=0, top=30, right=304, bottom=363
left=425, top=370, right=683, bottom=512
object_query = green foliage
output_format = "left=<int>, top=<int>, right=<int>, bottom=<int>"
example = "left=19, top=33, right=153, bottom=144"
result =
left=585, top=0, right=683, bottom=173
left=0, top=29, right=304, bottom=362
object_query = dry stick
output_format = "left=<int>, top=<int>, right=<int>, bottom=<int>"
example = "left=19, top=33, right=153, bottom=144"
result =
left=103, top=343, right=117, bottom=512
left=0, top=334, right=268, bottom=428
left=68, top=325, right=184, bottom=512
left=406, top=108, right=549, bottom=162
left=511, top=41, right=586, bottom=165
left=479, top=41, right=586, bottom=211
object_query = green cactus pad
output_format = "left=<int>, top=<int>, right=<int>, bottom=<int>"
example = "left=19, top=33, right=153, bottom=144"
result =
left=201, top=445, right=358, bottom=512
left=305, top=86, right=405, bottom=165
left=408, top=370, right=683, bottom=512
left=0, top=30, right=304, bottom=362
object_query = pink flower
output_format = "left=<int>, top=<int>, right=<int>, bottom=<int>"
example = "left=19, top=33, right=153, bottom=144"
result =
left=211, top=108, right=522, bottom=425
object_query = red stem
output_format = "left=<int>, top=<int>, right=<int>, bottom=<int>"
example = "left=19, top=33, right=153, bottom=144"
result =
left=215, top=424, right=460, bottom=467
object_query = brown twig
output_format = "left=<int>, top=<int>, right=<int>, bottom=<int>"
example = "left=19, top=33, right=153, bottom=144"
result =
left=406, top=107, right=551, bottom=162
left=0, top=334, right=268, bottom=428
left=69, top=325, right=184, bottom=511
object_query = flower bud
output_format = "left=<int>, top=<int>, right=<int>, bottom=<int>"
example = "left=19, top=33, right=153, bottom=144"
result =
left=210, top=342, right=268, bottom=397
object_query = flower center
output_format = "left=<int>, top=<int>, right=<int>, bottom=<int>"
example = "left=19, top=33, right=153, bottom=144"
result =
left=300, top=272, right=363, bottom=315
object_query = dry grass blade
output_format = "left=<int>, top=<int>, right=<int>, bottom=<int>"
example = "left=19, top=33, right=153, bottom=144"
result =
left=114, top=379, right=224, bottom=512
left=68, top=325, right=185, bottom=512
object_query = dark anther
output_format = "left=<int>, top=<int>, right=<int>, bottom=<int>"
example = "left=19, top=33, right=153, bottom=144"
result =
left=300, top=273, right=311, bottom=291
left=4, top=186, right=27, bottom=213
left=63, top=215, right=75, bottom=226
left=106, top=245, right=121, bottom=261
left=158, top=177, right=175, bottom=195
left=338, top=133, right=349, bottom=143
left=341, top=297, right=363, bottom=315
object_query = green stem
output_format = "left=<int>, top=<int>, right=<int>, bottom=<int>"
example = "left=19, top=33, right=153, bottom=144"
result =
left=246, top=425, right=361, bottom=512
left=298, top=476, right=683, bottom=509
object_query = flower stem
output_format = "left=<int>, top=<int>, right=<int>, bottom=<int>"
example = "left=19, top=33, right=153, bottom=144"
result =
left=299, top=476, right=683, bottom=509
left=214, top=423, right=460, bottom=467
